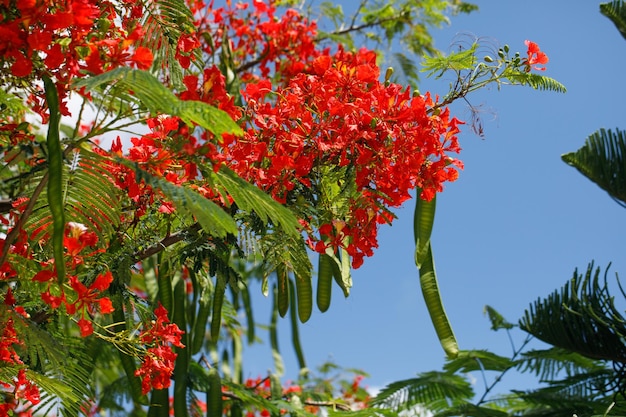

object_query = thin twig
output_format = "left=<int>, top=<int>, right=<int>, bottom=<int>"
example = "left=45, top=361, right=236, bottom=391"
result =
left=316, top=12, right=406, bottom=42
left=132, top=222, right=203, bottom=262
left=0, top=171, right=49, bottom=266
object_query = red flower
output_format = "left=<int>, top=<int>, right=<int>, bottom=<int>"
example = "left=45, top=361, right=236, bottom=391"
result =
left=11, top=53, right=33, bottom=77
left=65, top=271, right=115, bottom=336
left=13, top=369, right=41, bottom=405
left=0, top=318, right=23, bottom=364
left=77, top=318, right=93, bottom=337
left=524, top=40, right=548, bottom=71
left=32, top=268, right=56, bottom=282
left=131, top=46, right=154, bottom=70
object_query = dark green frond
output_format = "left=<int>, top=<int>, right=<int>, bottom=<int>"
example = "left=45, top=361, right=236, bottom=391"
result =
left=518, top=347, right=608, bottom=382
left=371, top=371, right=474, bottom=413
left=520, top=263, right=626, bottom=364
left=513, top=374, right=617, bottom=417
left=25, top=338, right=96, bottom=417
left=561, top=128, right=626, bottom=207
left=601, top=1, right=626, bottom=41
left=434, top=402, right=510, bottom=417
left=539, top=369, right=615, bottom=400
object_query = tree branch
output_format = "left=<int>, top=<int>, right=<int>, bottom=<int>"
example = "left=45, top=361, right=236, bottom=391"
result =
left=132, top=222, right=203, bottom=262
left=316, top=12, right=408, bottom=42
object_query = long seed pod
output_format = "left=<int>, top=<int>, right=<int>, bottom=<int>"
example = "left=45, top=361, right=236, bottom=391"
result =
left=414, top=191, right=458, bottom=358
left=288, top=278, right=307, bottom=373
left=43, top=76, right=66, bottom=284
left=241, top=282, right=255, bottom=344
left=294, top=273, right=312, bottom=323
left=173, top=279, right=190, bottom=417
left=270, top=285, right=285, bottom=376
left=419, top=244, right=458, bottom=359
left=206, top=367, right=223, bottom=417
left=210, top=271, right=227, bottom=344
left=316, top=253, right=333, bottom=312
left=276, top=265, right=289, bottom=318
left=191, top=274, right=212, bottom=354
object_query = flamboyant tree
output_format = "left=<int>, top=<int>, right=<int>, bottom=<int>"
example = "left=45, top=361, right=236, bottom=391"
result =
left=0, top=0, right=565, bottom=415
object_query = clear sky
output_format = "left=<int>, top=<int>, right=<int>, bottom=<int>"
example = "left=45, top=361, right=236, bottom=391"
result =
left=240, top=0, right=626, bottom=397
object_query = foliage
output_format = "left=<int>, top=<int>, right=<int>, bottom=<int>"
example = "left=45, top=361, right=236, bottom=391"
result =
left=0, top=0, right=561, bottom=415
left=562, top=128, right=626, bottom=207
left=371, top=308, right=624, bottom=417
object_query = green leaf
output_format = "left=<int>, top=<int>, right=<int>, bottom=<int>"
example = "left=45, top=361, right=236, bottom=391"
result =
left=518, top=347, right=606, bottom=382
left=520, top=262, right=626, bottom=363
left=561, top=128, right=626, bottom=207
left=371, top=371, right=473, bottom=413
left=211, top=166, right=301, bottom=236
left=436, top=403, right=510, bottom=417
left=503, top=70, right=567, bottom=93
left=601, top=1, right=626, bottom=41
left=421, top=43, right=478, bottom=78
left=73, top=68, right=242, bottom=137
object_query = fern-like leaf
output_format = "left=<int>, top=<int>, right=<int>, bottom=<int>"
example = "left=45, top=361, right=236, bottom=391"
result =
left=504, top=71, right=567, bottom=93
left=371, top=371, right=473, bottom=413
left=601, top=0, right=626, bottom=41
left=518, top=347, right=607, bottom=382
left=73, top=68, right=242, bottom=137
left=520, top=262, right=626, bottom=364
left=23, top=148, right=121, bottom=245
left=435, top=403, right=510, bottom=417
left=211, top=166, right=301, bottom=237
left=561, top=128, right=626, bottom=207
left=421, top=43, right=478, bottom=78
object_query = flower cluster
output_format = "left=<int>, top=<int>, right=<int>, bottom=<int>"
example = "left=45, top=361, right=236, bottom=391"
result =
left=134, top=304, right=185, bottom=394
left=31, top=223, right=115, bottom=336
left=217, top=47, right=462, bottom=267
left=1, top=291, right=41, bottom=412
left=193, top=0, right=319, bottom=81
left=0, top=0, right=153, bottom=120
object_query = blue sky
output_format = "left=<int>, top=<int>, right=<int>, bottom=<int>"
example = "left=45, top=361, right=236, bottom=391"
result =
left=240, top=0, right=626, bottom=397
